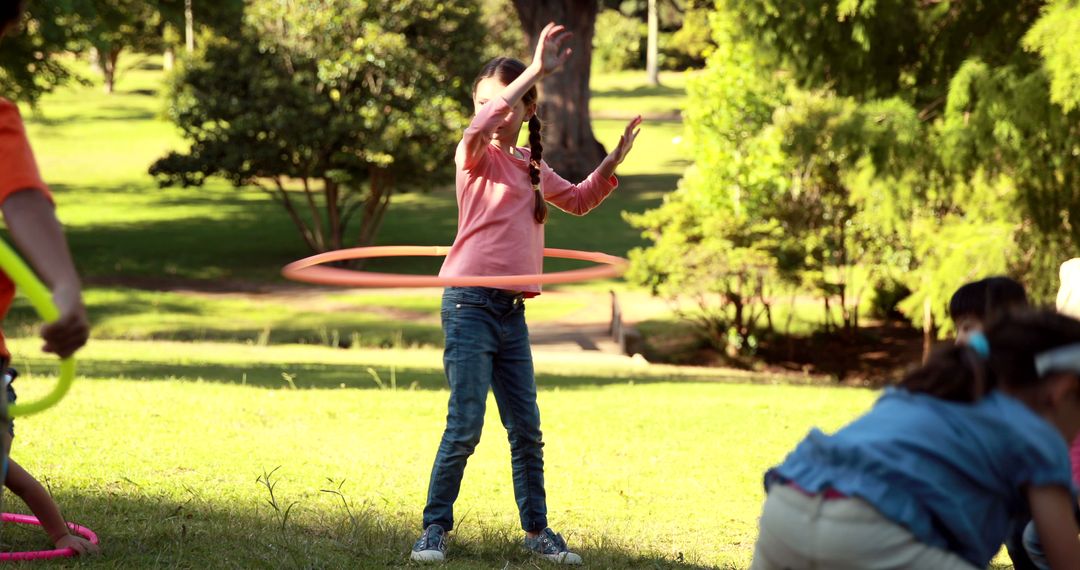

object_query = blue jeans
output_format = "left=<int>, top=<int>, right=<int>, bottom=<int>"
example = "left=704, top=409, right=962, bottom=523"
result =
left=1023, top=519, right=1051, bottom=570
left=422, top=287, right=547, bottom=533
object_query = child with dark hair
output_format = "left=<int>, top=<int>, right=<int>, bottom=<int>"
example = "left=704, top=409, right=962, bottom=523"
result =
left=948, top=276, right=1037, bottom=568
left=949, top=276, right=1029, bottom=345
left=752, top=311, right=1080, bottom=569
left=0, top=2, right=97, bottom=556
left=1021, top=265, right=1080, bottom=569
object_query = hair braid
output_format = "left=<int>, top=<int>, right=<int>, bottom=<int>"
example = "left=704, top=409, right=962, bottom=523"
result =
left=528, top=115, right=548, bottom=224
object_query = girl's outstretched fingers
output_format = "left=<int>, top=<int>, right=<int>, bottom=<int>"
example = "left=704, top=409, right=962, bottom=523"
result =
left=612, top=115, right=643, bottom=166
left=533, top=21, right=574, bottom=76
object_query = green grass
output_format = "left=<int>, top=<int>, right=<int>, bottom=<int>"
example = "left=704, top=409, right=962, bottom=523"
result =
left=2, top=288, right=589, bottom=348
left=1, top=338, right=875, bottom=568
left=589, top=70, right=695, bottom=116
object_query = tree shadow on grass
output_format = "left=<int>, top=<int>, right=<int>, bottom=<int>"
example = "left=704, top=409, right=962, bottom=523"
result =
left=1, top=484, right=722, bottom=569
left=591, top=83, right=687, bottom=100
left=27, top=108, right=158, bottom=128
left=11, top=354, right=778, bottom=392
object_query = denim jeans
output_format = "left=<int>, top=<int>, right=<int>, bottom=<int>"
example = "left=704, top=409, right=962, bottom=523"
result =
left=422, top=287, right=547, bottom=533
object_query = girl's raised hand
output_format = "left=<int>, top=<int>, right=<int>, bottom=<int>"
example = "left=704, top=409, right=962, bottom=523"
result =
left=532, top=22, right=573, bottom=77
left=608, top=115, right=643, bottom=167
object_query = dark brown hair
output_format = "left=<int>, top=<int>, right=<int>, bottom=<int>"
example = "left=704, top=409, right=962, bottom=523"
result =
left=473, top=57, right=548, bottom=224
left=949, top=276, right=1029, bottom=323
left=902, top=310, right=1080, bottom=402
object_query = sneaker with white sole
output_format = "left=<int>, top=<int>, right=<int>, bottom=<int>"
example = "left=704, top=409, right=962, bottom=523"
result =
left=524, top=528, right=583, bottom=565
left=411, top=524, right=447, bottom=563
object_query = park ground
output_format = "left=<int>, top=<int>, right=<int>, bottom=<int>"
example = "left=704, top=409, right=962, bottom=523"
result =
left=0, top=60, right=1013, bottom=568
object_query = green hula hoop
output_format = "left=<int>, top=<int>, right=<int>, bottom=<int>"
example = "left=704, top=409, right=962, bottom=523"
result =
left=0, top=238, right=75, bottom=417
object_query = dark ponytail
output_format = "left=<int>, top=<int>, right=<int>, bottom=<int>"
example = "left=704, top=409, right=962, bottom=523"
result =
left=901, top=310, right=1080, bottom=402
left=528, top=115, right=548, bottom=224
left=901, top=344, right=992, bottom=402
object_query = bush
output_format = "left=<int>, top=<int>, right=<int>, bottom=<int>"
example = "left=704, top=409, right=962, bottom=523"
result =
left=868, top=276, right=911, bottom=320
left=661, top=8, right=713, bottom=70
left=592, top=8, right=645, bottom=72
left=480, top=0, right=526, bottom=61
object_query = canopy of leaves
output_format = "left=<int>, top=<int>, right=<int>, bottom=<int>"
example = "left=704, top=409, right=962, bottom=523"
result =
left=629, top=0, right=1080, bottom=343
left=151, top=0, right=484, bottom=252
left=0, top=1, right=86, bottom=103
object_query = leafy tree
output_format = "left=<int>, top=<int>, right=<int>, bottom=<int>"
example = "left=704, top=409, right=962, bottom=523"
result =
left=592, top=8, right=644, bottom=72
left=150, top=0, right=484, bottom=254
left=633, top=0, right=1080, bottom=359
left=479, top=0, right=525, bottom=61
left=80, top=0, right=163, bottom=93
left=625, top=13, right=789, bottom=354
left=0, top=1, right=87, bottom=103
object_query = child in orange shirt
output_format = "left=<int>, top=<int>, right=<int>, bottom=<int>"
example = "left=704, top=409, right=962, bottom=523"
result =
left=0, top=2, right=96, bottom=555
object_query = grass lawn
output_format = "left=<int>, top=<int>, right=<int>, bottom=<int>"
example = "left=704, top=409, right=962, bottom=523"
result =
left=2, top=338, right=876, bottom=568
left=589, top=70, right=694, bottom=116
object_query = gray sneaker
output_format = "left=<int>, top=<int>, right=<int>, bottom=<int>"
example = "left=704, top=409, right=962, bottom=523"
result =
left=411, top=524, right=447, bottom=563
left=524, top=528, right=582, bottom=565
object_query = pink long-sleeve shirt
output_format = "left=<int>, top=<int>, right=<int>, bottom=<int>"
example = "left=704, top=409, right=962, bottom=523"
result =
left=439, top=98, right=618, bottom=295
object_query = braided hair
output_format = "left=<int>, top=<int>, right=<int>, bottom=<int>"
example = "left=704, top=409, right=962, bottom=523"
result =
left=473, top=57, right=549, bottom=224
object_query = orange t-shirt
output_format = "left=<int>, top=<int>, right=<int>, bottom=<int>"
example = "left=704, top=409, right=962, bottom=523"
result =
left=0, top=97, right=53, bottom=360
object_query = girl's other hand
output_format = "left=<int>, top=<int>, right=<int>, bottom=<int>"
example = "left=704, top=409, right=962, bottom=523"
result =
left=532, top=22, right=573, bottom=77
left=608, top=115, right=643, bottom=167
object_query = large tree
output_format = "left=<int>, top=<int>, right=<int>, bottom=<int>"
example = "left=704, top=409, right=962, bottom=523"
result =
left=511, top=0, right=605, bottom=181
left=81, top=0, right=163, bottom=93
left=151, top=0, right=483, bottom=254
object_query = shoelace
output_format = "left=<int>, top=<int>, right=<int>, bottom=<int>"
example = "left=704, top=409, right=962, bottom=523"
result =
left=421, top=528, right=443, bottom=550
left=538, top=530, right=567, bottom=553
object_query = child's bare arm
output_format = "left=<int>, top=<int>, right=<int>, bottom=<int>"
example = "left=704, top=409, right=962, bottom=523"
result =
left=5, top=458, right=99, bottom=554
left=5, top=457, right=70, bottom=543
left=1029, top=485, right=1080, bottom=570
left=0, top=189, right=88, bottom=358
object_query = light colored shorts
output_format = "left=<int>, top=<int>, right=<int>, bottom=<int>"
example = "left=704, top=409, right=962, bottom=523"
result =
left=750, top=484, right=978, bottom=570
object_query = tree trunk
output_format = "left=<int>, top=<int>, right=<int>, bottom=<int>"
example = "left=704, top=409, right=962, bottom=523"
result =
left=164, top=46, right=175, bottom=71
left=922, top=296, right=934, bottom=364
left=185, top=0, right=195, bottom=53
left=646, top=0, right=660, bottom=86
left=512, top=0, right=605, bottom=182
left=357, top=169, right=394, bottom=248
left=98, top=46, right=121, bottom=94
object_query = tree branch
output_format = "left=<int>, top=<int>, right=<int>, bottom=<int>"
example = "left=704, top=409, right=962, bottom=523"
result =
left=273, top=177, right=320, bottom=252
left=300, top=176, right=326, bottom=250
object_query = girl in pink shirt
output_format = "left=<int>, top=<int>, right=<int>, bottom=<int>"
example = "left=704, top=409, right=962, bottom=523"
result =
left=411, top=23, right=641, bottom=565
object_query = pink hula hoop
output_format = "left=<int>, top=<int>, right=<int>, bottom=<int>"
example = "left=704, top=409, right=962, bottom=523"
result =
left=282, top=246, right=628, bottom=288
left=0, top=513, right=99, bottom=561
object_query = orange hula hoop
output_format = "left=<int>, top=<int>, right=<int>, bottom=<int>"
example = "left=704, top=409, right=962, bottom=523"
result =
left=282, top=246, right=627, bottom=288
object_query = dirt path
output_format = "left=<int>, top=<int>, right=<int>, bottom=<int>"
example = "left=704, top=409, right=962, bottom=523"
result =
left=87, top=275, right=669, bottom=357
